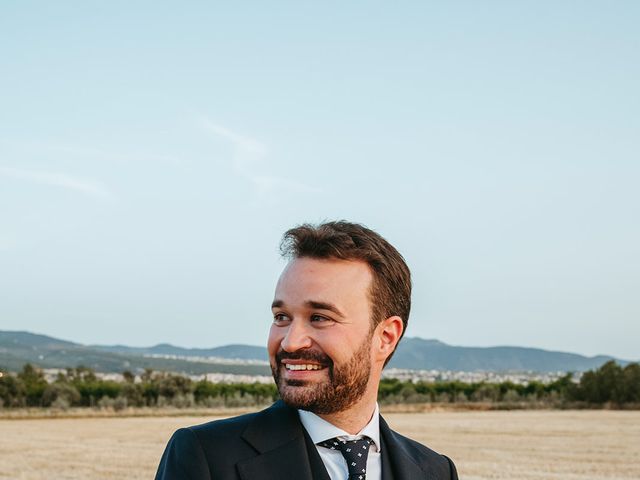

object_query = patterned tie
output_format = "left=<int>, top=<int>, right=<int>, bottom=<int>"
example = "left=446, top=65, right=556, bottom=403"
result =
left=317, top=436, right=373, bottom=480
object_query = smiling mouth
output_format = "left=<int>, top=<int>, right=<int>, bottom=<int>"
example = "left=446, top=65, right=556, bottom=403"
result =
left=283, top=363, right=326, bottom=371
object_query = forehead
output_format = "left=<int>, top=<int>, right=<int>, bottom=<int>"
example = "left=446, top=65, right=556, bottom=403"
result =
left=274, top=257, right=373, bottom=306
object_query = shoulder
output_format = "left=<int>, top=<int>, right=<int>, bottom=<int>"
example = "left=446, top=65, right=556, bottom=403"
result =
left=388, top=428, right=452, bottom=465
left=161, top=401, right=298, bottom=458
left=186, top=400, right=297, bottom=441
left=187, top=409, right=262, bottom=439
left=381, top=416, right=459, bottom=479
left=158, top=413, right=259, bottom=457
left=156, top=403, right=293, bottom=480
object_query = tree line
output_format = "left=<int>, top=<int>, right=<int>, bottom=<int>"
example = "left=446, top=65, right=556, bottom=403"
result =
left=379, top=360, right=639, bottom=406
left=0, top=360, right=638, bottom=410
left=0, top=365, right=278, bottom=410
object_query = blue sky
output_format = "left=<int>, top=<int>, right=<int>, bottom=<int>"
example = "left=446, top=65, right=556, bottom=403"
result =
left=1, top=2, right=638, bottom=359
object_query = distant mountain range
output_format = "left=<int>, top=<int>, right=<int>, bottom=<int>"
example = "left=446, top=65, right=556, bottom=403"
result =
left=0, top=330, right=630, bottom=375
left=0, top=331, right=270, bottom=376
left=91, top=342, right=267, bottom=361
left=388, top=337, right=626, bottom=372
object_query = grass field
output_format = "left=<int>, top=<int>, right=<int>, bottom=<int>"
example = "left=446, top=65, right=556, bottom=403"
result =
left=1, top=409, right=638, bottom=479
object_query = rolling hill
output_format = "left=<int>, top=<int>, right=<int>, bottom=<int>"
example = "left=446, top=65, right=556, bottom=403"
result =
left=0, top=330, right=630, bottom=374
left=0, top=331, right=270, bottom=375
left=388, top=337, right=623, bottom=372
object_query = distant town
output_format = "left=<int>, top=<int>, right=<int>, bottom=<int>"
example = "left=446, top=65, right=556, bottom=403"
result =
left=37, top=365, right=577, bottom=386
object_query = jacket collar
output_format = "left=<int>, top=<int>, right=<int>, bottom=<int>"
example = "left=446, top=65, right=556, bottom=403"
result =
left=236, top=401, right=428, bottom=480
left=237, top=401, right=329, bottom=480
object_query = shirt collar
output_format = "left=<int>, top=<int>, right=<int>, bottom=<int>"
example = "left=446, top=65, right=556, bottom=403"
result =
left=298, top=404, right=381, bottom=452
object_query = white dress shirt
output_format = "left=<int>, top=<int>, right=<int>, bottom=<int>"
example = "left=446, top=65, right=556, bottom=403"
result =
left=298, top=404, right=382, bottom=480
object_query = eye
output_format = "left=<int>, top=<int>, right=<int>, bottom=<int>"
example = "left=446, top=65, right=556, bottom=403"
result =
left=310, top=314, right=333, bottom=324
left=272, top=313, right=290, bottom=326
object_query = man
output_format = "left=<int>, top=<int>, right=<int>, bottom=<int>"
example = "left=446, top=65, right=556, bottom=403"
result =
left=156, top=221, right=458, bottom=479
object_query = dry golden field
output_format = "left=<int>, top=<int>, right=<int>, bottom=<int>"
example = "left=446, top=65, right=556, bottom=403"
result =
left=1, top=409, right=639, bottom=479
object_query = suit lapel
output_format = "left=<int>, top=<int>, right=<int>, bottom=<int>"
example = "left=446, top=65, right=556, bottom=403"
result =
left=238, top=404, right=433, bottom=480
left=236, top=437, right=313, bottom=480
left=379, top=415, right=427, bottom=480
left=236, top=401, right=329, bottom=480
left=380, top=434, right=395, bottom=480
left=302, top=422, right=332, bottom=480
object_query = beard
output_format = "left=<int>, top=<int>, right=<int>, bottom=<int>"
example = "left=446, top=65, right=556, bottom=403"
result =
left=270, top=334, right=372, bottom=414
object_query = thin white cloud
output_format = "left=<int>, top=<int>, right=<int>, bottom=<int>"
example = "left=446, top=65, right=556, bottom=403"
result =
left=201, top=121, right=267, bottom=157
left=0, top=138, right=179, bottom=165
left=200, top=118, right=320, bottom=195
left=0, top=166, right=113, bottom=200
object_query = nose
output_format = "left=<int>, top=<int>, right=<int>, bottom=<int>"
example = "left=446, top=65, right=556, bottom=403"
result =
left=280, top=320, right=313, bottom=352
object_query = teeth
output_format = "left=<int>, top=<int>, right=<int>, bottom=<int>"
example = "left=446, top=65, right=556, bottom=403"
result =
left=285, top=364, right=323, bottom=371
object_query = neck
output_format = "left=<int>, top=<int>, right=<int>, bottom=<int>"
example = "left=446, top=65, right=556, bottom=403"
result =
left=316, top=391, right=378, bottom=434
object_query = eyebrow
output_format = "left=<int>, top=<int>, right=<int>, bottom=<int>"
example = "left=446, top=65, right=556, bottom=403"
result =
left=271, top=299, right=345, bottom=318
left=306, top=301, right=344, bottom=317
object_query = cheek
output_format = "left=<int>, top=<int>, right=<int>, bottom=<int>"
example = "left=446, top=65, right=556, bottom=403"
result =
left=267, top=325, right=282, bottom=356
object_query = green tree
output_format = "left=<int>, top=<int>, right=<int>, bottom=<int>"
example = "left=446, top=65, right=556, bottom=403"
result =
left=573, top=361, right=632, bottom=405
left=0, top=372, right=26, bottom=407
left=42, top=382, right=81, bottom=408
left=17, top=364, right=47, bottom=406
left=622, top=363, right=640, bottom=403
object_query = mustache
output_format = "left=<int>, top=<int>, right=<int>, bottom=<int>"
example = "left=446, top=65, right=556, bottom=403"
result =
left=276, top=349, right=332, bottom=366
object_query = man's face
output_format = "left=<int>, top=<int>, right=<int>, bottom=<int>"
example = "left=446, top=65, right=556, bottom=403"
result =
left=268, top=257, right=375, bottom=414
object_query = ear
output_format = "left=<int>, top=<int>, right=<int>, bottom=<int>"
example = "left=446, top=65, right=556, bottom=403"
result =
left=373, top=316, right=404, bottom=364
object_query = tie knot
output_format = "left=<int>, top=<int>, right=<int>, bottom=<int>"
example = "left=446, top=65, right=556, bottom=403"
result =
left=317, top=437, right=372, bottom=479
